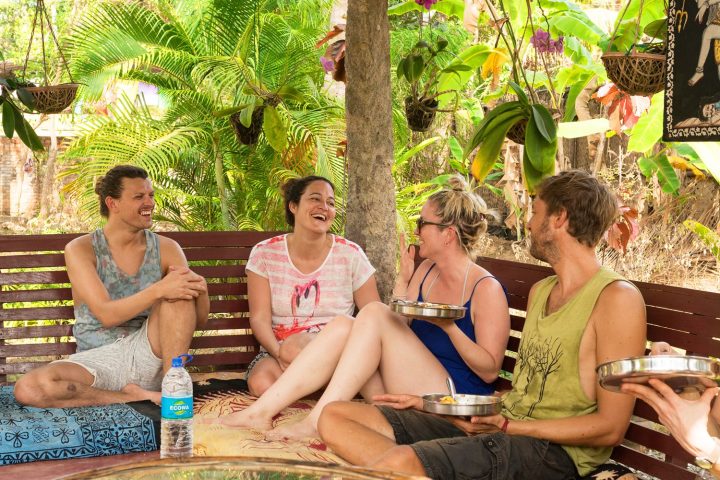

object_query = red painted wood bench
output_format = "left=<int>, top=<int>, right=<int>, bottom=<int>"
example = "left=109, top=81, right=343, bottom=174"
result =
left=1, top=232, right=718, bottom=479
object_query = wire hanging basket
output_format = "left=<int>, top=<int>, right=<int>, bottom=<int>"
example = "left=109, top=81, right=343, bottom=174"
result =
left=601, top=51, right=665, bottom=96
left=601, top=0, right=667, bottom=96
left=18, top=0, right=79, bottom=114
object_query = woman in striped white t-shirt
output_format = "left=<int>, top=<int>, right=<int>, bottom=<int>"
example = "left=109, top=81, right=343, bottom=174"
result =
left=241, top=176, right=380, bottom=400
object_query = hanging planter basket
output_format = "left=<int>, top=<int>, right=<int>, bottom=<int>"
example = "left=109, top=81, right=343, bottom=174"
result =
left=16, top=0, right=79, bottom=114
left=230, top=107, right=265, bottom=145
left=506, top=119, right=528, bottom=145
left=405, top=96, right=438, bottom=132
left=22, top=83, right=80, bottom=114
left=601, top=51, right=665, bottom=96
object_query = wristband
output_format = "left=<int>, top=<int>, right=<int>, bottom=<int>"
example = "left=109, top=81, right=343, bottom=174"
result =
left=500, top=417, right=510, bottom=433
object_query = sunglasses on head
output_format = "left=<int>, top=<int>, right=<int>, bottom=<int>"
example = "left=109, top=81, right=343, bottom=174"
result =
left=416, top=217, right=451, bottom=231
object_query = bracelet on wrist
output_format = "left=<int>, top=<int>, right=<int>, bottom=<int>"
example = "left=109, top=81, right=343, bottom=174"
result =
left=501, top=417, right=510, bottom=433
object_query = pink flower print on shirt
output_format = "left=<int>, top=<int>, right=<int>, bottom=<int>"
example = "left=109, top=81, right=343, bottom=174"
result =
left=274, top=279, right=321, bottom=341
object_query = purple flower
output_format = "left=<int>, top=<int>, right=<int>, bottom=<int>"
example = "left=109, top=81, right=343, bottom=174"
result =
left=530, top=29, right=564, bottom=54
left=415, top=0, right=439, bottom=10
left=320, top=56, right=334, bottom=73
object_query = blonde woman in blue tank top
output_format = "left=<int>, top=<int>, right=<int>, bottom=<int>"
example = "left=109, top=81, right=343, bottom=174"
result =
left=258, top=175, right=511, bottom=440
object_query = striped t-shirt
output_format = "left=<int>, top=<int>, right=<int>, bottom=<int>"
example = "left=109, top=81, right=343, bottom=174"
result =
left=246, top=234, right=375, bottom=341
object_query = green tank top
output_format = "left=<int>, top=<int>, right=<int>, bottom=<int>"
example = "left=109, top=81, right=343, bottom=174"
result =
left=501, top=267, right=628, bottom=476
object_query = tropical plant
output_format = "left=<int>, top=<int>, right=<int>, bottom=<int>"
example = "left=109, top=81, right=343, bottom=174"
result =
left=0, top=76, right=44, bottom=151
left=464, top=81, right=557, bottom=193
left=683, top=220, right=720, bottom=263
left=61, top=0, right=345, bottom=231
left=391, top=0, right=472, bottom=132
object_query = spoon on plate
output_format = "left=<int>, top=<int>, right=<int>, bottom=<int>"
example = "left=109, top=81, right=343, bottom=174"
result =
left=446, top=376, right=457, bottom=402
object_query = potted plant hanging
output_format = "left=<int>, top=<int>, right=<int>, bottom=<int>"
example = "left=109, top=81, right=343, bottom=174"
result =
left=397, top=37, right=471, bottom=132
left=601, top=5, right=667, bottom=96
left=14, top=0, right=80, bottom=114
left=464, top=82, right=557, bottom=193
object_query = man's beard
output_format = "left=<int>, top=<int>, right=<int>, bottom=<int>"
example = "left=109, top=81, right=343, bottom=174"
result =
left=528, top=221, right=559, bottom=263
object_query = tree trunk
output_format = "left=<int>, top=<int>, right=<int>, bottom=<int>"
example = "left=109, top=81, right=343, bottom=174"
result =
left=39, top=116, right=57, bottom=220
left=344, top=0, right=396, bottom=301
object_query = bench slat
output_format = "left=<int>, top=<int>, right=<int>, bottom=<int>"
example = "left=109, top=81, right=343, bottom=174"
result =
left=0, top=253, right=66, bottom=269
left=190, top=335, right=257, bottom=349
left=0, top=283, right=245, bottom=303
left=0, top=270, right=69, bottom=285
left=0, top=288, right=73, bottom=302
left=611, top=445, right=695, bottom=480
left=624, top=422, right=693, bottom=462
left=2, top=306, right=75, bottom=321
left=1, top=342, right=77, bottom=357
left=184, top=247, right=252, bottom=261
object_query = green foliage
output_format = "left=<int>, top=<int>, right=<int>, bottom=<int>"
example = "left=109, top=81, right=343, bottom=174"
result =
left=62, top=0, right=344, bottom=231
left=627, top=92, right=663, bottom=154
left=0, top=91, right=44, bottom=151
left=636, top=153, right=680, bottom=195
left=397, top=36, right=471, bottom=102
left=683, top=220, right=720, bottom=261
left=464, top=82, right=557, bottom=193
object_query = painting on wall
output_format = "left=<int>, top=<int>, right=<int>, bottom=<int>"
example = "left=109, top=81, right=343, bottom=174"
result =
left=664, top=0, right=720, bottom=140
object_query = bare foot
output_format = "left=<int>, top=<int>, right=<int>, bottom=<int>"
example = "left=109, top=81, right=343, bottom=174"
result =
left=264, top=417, right=318, bottom=441
left=689, top=71, right=704, bottom=86
left=122, top=384, right=161, bottom=405
left=202, top=409, right=274, bottom=430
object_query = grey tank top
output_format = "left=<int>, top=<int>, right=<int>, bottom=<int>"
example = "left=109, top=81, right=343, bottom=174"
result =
left=72, top=229, right=162, bottom=351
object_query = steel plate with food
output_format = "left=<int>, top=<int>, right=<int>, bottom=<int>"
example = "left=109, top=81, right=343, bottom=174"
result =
left=422, top=393, right=502, bottom=416
left=389, top=300, right=466, bottom=322
left=597, top=355, right=720, bottom=392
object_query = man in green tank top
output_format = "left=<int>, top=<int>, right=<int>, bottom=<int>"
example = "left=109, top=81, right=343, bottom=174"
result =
left=15, top=165, right=209, bottom=408
left=318, top=170, right=647, bottom=480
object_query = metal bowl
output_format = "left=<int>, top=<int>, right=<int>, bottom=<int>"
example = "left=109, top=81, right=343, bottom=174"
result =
left=422, top=393, right=502, bottom=416
left=597, top=355, right=720, bottom=393
left=390, top=300, right=466, bottom=321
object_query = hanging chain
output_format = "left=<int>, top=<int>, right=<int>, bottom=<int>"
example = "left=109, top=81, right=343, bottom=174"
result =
left=42, top=0, right=74, bottom=83
left=21, top=1, right=42, bottom=82
left=20, top=0, right=75, bottom=85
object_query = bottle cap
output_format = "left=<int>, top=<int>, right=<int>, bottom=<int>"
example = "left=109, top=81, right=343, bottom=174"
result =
left=171, top=353, right=193, bottom=368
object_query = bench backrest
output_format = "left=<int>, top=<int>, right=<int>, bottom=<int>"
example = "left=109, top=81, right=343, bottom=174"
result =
left=0, top=231, right=276, bottom=383
left=479, top=256, right=720, bottom=480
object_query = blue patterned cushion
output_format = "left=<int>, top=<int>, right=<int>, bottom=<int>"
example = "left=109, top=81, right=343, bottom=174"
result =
left=0, top=386, right=158, bottom=465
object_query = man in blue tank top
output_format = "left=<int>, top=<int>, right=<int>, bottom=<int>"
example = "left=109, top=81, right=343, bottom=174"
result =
left=318, top=170, right=647, bottom=480
left=14, top=165, right=209, bottom=407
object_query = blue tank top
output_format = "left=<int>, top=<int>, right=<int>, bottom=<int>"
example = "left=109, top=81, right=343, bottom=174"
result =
left=410, top=264, right=496, bottom=395
left=72, top=229, right=162, bottom=351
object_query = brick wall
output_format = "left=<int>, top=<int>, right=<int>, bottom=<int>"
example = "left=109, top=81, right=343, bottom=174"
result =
left=0, top=137, right=65, bottom=217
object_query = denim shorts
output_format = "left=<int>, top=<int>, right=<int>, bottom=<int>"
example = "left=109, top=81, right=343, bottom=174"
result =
left=378, top=406, right=578, bottom=480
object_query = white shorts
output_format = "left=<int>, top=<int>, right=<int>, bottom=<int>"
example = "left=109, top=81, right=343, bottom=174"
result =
left=54, top=320, right=163, bottom=392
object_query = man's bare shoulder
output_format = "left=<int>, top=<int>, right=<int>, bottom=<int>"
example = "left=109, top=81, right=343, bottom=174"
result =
left=597, top=279, right=644, bottom=309
left=156, top=233, right=182, bottom=252
left=593, top=279, right=646, bottom=333
left=64, top=234, right=94, bottom=259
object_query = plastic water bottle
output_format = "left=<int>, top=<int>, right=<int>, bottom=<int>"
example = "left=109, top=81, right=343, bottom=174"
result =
left=160, top=354, right=193, bottom=458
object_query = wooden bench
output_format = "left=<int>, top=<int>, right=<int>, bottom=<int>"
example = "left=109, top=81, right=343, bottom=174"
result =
left=0, top=231, right=277, bottom=383
left=1, top=232, right=719, bottom=479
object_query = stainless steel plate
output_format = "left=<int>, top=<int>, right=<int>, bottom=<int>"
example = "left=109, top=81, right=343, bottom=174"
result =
left=422, top=393, right=502, bottom=416
left=597, top=355, right=720, bottom=392
left=390, top=300, right=466, bottom=321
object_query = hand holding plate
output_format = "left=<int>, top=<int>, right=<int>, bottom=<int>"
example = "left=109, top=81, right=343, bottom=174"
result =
left=445, top=413, right=504, bottom=436
left=621, top=379, right=719, bottom=458
left=372, top=393, right=423, bottom=411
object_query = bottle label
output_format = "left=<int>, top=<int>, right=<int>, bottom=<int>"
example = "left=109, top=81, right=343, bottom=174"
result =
left=161, top=396, right=193, bottom=420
